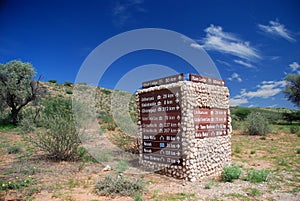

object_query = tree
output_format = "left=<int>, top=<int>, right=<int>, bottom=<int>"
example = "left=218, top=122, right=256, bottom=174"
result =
left=284, top=74, right=300, bottom=107
left=26, top=98, right=81, bottom=161
left=232, top=107, right=251, bottom=121
left=244, top=112, right=271, bottom=135
left=283, top=111, right=300, bottom=124
left=0, top=60, right=39, bottom=125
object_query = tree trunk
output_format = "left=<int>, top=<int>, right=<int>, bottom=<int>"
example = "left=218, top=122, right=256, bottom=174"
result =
left=11, top=107, right=19, bottom=125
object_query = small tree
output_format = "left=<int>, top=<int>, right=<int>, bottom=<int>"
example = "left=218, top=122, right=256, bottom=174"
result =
left=27, top=98, right=81, bottom=161
left=283, top=111, right=300, bottom=124
left=244, top=112, right=271, bottom=135
left=0, top=60, right=39, bottom=125
left=284, top=74, right=300, bottom=107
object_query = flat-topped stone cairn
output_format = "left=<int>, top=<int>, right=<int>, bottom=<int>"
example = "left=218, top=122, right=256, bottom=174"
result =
left=136, top=74, right=232, bottom=181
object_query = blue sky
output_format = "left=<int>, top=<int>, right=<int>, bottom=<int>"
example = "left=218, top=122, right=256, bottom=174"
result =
left=0, top=0, right=299, bottom=109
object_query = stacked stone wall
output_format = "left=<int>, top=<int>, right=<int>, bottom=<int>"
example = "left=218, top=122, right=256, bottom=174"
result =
left=137, top=79, right=231, bottom=181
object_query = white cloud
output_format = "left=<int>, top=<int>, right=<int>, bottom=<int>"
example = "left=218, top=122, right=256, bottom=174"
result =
left=228, top=73, right=242, bottom=82
left=229, top=97, right=248, bottom=106
left=217, top=59, right=231, bottom=67
left=289, top=62, right=300, bottom=72
left=234, top=60, right=254, bottom=68
left=198, top=24, right=261, bottom=61
left=241, top=80, right=286, bottom=98
left=258, top=20, right=296, bottom=42
left=190, top=43, right=201, bottom=49
left=270, top=56, right=280, bottom=60
left=230, top=80, right=286, bottom=106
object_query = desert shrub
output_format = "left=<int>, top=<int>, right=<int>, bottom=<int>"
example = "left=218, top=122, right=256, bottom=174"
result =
left=0, top=177, right=34, bottom=191
left=0, top=110, right=11, bottom=125
left=246, top=168, right=269, bottom=183
left=98, top=112, right=116, bottom=131
left=134, top=194, right=144, bottom=201
left=20, top=117, right=36, bottom=133
left=107, top=122, right=116, bottom=131
left=48, top=80, right=57, bottom=84
left=20, top=104, right=42, bottom=132
left=290, top=126, right=299, bottom=134
left=221, top=164, right=242, bottom=182
left=233, top=108, right=251, bottom=121
left=283, top=111, right=300, bottom=124
left=95, top=174, right=145, bottom=196
left=65, top=89, right=73, bottom=94
left=26, top=98, right=81, bottom=161
left=101, top=89, right=112, bottom=95
left=99, top=112, right=113, bottom=124
left=64, top=81, right=73, bottom=87
left=109, top=131, right=139, bottom=154
left=244, top=112, right=271, bottom=135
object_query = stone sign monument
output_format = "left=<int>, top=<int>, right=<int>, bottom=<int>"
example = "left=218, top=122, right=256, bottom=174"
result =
left=136, top=74, right=232, bottom=181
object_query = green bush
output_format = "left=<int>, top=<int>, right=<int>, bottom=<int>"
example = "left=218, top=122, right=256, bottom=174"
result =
left=296, top=149, right=300, bottom=154
left=107, top=122, right=116, bottom=131
left=0, top=176, right=34, bottom=191
left=290, top=126, right=299, bottom=134
left=26, top=98, right=81, bottom=161
left=244, top=112, right=271, bottom=135
left=65, top=89, right=73, bottom=94
left=95, top=174, right=145, bottom=196
left=48, top=80, right=57, bottom=84
left=64, top=81, right=73, bottom=87
left=297, top=132, right=300, bottom=137
left=99, top=112, right=113, bottom=124
left=246, top=168, right=269, bottom=183
left=134, top=194, right=144, bottom=201
left=221, top=164, right=242, bottom=182
left=101, top=89, right=112, bottom=95
left=233, top=108, right=251, bottom=121
left=20, top=105, right=42, bottom=132
left=109, top=131, right=139, bottom=154
left=0, top=109, right=11, bottom=125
